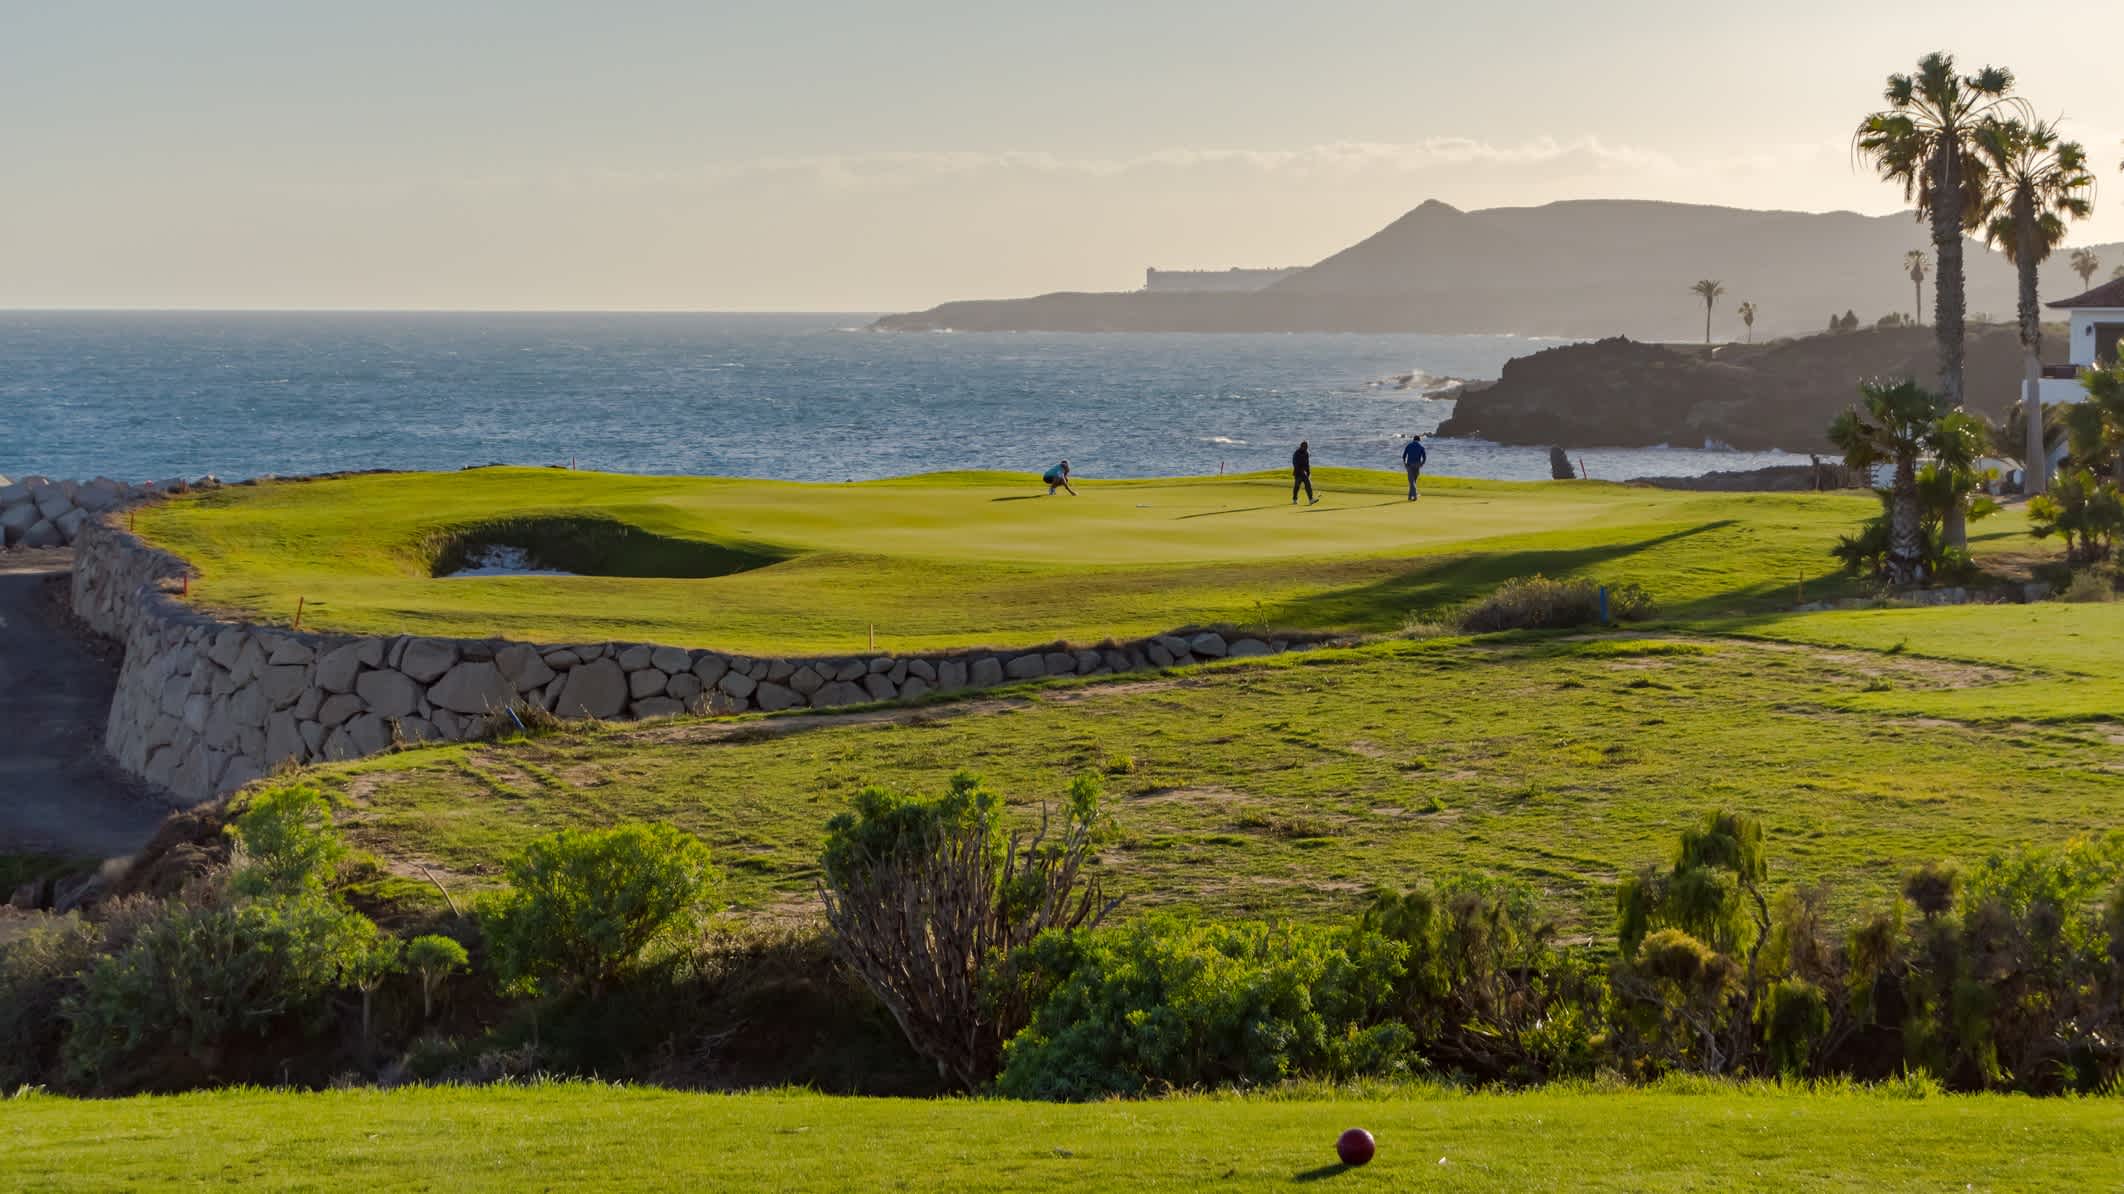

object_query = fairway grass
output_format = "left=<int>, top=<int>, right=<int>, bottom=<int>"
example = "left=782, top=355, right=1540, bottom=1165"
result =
left=7, top=1084, right=2118, bottom=1191
left=328, top=630, right=2124, bottom=929
left=136, top=467, right=1905, bottom=653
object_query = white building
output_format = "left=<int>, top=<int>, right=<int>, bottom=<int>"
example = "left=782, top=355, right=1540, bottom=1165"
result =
left=2037, top=278, right=2124, bottom=406
left=1142, top=267, right=1300, bottom=294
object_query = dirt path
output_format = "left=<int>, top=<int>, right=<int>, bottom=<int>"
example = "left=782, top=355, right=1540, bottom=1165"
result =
left=0, top=551, right=167, bottom=859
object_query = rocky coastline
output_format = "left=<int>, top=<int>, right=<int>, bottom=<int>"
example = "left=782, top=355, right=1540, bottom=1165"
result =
left=1435, top=324, right=2052, bottom=452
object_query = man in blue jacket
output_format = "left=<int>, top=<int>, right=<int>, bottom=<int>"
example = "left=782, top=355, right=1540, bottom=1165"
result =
left=1402, top=434, right=1428, bottom=501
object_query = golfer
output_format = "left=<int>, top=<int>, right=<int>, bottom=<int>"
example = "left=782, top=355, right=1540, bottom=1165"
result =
left=1402, top=434, right=1428, bottom=500
left=1291, top=441, right=1317, bottom=505
left=1043, top=460, right=1077, bottom=496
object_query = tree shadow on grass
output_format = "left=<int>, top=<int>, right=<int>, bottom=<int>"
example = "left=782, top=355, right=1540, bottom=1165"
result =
left=1256, top=521, right=1749, bottom=632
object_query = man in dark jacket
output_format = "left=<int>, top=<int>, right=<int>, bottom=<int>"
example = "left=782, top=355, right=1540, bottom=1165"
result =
left=1292, top=441, right=1317, bottom=505
left=1402, top=434, right=1428, bottom=500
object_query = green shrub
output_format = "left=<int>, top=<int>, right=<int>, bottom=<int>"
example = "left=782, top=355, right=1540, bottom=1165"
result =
left=2028, top=469, right=2122, bottom=564
left=1360, top=874, right=1604, bottom=1082
left=820, top=772, right=1115, bottom=1091
left=1460, top=576, right=1654, bottom=633
left=62, top=885, right=380, bottom=1090
left=478, top=823, right=720, bottom=999
left=2059, top=569, right=2117, bottom=603
left=0, top=916, right=103, bottom=1088
left=996, top=915, right=1412, bottom=1099
left=226, top=782, right=348, bottom=896
left=405, top=935, right=470, bottom=1020
left=1755, top=977, right=1831, bottom=1077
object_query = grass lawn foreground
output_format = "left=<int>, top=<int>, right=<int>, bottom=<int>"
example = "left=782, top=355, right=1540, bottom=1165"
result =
left=7, top=1084, right=2121, bottom=1192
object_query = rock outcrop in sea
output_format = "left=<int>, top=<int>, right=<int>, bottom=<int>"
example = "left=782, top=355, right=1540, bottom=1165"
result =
left=1435, top=324, right=2051, bottom=452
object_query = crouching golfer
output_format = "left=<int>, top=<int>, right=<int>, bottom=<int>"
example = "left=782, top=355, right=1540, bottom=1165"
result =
left=1402, top=434, right=1428, bottom=500
left=1044, top=459, right=1077, bottom=495
left=1292, top=440, right=1318, bottom=505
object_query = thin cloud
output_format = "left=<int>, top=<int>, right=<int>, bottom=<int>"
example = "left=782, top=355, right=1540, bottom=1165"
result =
left=699, top=138, right=1809, bottom=191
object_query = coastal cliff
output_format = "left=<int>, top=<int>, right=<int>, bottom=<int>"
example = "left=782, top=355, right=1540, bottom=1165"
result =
left=1434, top=324, right=2057, bottom=452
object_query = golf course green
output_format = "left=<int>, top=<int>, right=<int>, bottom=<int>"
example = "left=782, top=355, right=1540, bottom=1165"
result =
left=136, top=467, right=1899, bottom=652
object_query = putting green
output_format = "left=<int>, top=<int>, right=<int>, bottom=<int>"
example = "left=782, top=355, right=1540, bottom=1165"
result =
left=133, top=467, right=1903, bottom=653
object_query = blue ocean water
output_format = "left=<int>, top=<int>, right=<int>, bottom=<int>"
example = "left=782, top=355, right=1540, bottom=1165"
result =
left=1, top=312, right=1804, bottom=483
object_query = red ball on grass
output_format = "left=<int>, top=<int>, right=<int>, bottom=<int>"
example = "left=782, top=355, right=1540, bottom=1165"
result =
left=1336, top=1128, right=1375, bottom=1166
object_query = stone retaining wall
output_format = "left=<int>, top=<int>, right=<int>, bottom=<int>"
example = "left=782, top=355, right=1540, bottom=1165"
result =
left=1, top=474, right=213, bottom=550
left=73, top=517, right=1322, bottom=808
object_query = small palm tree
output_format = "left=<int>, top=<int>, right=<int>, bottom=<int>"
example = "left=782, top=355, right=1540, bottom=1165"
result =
left=1904, top=250, right=1928, bottom=323
left=2071, top=361, right=2124, bottom=482
left=1737, top=301, right=1757, bottom=342
left=2070, top=246, right=2101, bottom=289
left=1926, top=407, right=1994, bottom=551
left=1827, top=378, right=1955, bottom=583
left=1691, top=279, right=1726, bottom=344
left=1977, top=117, right=2095, bottom=495
left=1855, top=52, right=2023, bottom=406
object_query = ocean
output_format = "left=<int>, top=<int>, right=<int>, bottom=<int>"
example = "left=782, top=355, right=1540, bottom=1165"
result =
left=1, top=312, right=1807, bottom=483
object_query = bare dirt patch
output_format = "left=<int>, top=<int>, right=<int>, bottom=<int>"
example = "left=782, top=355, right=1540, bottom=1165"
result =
left=1128, top=785, right=1246, bottom=808
left=1732, top=637, right=2017, bottom=689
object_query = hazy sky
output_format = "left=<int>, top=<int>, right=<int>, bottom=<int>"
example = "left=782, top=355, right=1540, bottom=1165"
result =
left=6, top=1, right=2118, bottom=311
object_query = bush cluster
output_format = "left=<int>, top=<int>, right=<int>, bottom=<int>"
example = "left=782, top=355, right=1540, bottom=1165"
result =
left=1080, top=819, right=2124, bottom=1094
left=1460, top=576, right=1654, bottom=633
left=0, top=781, right=723, bottom=1094
left=11, top=773, right=2123, bottom=1101
left=830, top=787, right=2124, bottom=1097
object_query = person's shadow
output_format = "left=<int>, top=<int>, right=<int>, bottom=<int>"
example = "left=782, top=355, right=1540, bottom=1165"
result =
left=1292, top=1163, right=1355, bottom=1182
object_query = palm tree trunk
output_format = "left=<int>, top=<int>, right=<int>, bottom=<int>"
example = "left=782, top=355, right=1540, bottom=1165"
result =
left=2017, top=199, right=2047, bottom=495
left=1704, top=302, right=1712, bottom=345
left=1890, top=453, right=1923, bottom=584
left=1931, top=145, right=1966, bottom=407
left=1915, top=277, right=1922, bottom=325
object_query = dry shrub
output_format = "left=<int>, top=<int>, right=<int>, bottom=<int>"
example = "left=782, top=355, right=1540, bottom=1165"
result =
left=1460, top=576, right=1654, bottom=633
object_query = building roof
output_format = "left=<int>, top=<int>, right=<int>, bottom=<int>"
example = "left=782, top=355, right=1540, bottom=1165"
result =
left=2047, top=277, right=2124, bottom=310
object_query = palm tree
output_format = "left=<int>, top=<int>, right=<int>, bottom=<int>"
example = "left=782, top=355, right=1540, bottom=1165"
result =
left=2070, top=246, right=2101, bottom=289
left=1904, top=250, right=1928, bottom=323
left=1926, top=407, right=1993, bottom=550
left=1855, top=52, right=2023, bottom=406
left=1737, top=301, right=1757, bottom=343
left=1977, top=117, right=2095, bottom=494
left=1691, top=279, right=1726, bottom=344
left=1828, top=378, right=1955, bottom=584
left=1997, top=399, right=2065, bottom=479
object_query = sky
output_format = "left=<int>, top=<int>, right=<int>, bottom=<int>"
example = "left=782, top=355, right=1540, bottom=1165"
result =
left=5, top=1, right=2119, bottom=311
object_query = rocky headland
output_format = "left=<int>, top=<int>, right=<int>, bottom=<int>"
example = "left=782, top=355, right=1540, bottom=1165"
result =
left=1434, top=324, right=2056, bottom=452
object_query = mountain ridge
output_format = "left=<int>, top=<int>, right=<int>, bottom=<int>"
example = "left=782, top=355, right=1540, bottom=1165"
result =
left=873, top=198, right=2124, bottom=339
